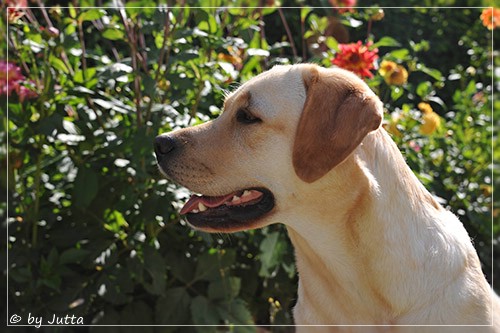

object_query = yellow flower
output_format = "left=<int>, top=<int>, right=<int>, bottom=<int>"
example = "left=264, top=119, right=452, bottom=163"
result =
left=379, top=60, right=397, bottom=76
left=418, top=102, right=433, bottom=114
left=379, top=60, right=408, bottom=86
left=384, top=112, right=403, bottom=137
left=418, top=103, right=441, bottom=135
left=480, top=184, right=492, bottom=196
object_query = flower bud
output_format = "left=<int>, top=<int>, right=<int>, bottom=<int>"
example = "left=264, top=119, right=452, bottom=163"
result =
left=371, top=9, right=385, bottom=21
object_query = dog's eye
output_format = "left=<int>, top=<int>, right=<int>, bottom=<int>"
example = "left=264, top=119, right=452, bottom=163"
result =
left=236, top=108, right=261, bottom=124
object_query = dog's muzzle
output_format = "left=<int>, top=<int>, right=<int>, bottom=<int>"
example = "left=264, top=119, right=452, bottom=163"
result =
left=154, top=134, right=176, bottom=164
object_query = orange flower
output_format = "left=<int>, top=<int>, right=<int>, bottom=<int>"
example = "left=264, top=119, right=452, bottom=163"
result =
left=217, top=46, right=243, bottom=70
left=379, top=60, right=408, bottom=85
left=331, top=41, right=378, bottom=78
left=480, top=8, right=500, bottom=30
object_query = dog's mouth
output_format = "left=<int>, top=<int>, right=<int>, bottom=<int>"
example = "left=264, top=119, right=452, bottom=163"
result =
left=180, top=188, right=275, bottom=232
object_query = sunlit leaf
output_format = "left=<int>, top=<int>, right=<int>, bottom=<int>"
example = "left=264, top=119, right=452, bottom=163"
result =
left=78, top=9, right=106, bottom=22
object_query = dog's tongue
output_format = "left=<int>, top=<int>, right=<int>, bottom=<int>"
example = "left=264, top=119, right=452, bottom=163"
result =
left=180, top=193, right=235, bottom=215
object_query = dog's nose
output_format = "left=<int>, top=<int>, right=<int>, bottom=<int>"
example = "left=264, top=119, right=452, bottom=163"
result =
left=154, top=135, right=176, bottom=158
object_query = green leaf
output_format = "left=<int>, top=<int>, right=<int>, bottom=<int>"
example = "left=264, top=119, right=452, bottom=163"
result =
left=190, top=296, right=219, bottom=327
left=416, top=81, right=432, bottom=98
left=73, top=166, right=98, bottom=208
left=341, top=17, right=363, bottom=28
left=104, top=210, right=128, bottom=233
left=78, top=9, right=106, bottom=22
left=47, top=248, right=59, bottom=268
left=372, top=36, right=401, bottom=48
left=208, top=277, right=241, bottom=300
left=247, top=48, right=270, bottom=57
left=194, top=250, right=235, bottom=282
left=23, top=39, right=44, bottom=53
left=50, top=55, right=69, bottom=74
left=325, top=36, right=339, bottom=52
left=93, top=98, right=114, bottom=110
left=72, top=86, right=94, bottom=95
left=417, top=65, right=443, bottom=81
left=126, top=1, right=156, bottom=18
left=120, top=301, right=153, bottom=326
left=165, top=252, right=194, bottom=284
left=215, top=299, right=254, bottom=326
left=301, top=7, right=312, bottom=22
left=68, top=4, right=77, bottom=18
left=9, top=267, right=32, bottom=283
left=60, top=248, right=91, bottom=264
left=142, top=246, right=166, bottom=295
left=41, top=277, right=62, bottom=291
left=391, top=86, right=404, bottom=101
left=74, top=67, right=97, bottom=84
left=427, top=96, right=446, bottom=109
left=102, top=28, right=125, bottom=41
left=389, top=49, right=410, bottom=60
left=259, top=232, right=285, bottom=277
left=198, top=15, right=218, bottom=34
left=155, top=287, right=191, bottom=325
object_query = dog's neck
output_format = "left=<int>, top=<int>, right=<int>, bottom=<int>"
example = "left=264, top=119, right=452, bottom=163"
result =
left=285, top=129, right=488, bottom=326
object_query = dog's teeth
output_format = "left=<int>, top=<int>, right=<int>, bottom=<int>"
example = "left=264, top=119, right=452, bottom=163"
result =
left=232, top=195, right=240, bottom=202
left=192, top=209, right=199, bottom=213
left=198, top=203, right=207, bottom=212
left=242, top=190, right=251, bottom=197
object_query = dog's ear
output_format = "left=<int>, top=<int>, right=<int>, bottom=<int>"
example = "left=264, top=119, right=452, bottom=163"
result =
left=293, top=67, right=383, bottom=183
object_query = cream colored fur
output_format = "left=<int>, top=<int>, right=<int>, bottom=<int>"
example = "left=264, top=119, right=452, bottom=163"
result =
left=158, top=64, right=500, bottom=332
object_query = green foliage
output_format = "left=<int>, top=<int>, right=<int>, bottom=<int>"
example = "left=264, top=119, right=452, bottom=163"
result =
left=1, top=1, right=497, bottom=330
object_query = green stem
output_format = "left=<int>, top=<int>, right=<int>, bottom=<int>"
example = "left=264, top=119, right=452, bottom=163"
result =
left=31, top=150, right=43, bottom=248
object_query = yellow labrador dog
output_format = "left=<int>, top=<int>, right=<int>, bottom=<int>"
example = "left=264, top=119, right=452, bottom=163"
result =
left=154, top=64, right=499, bottom=332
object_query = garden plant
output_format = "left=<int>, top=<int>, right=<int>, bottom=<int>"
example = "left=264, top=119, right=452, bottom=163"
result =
left=2, top=0, right=498, bottom=331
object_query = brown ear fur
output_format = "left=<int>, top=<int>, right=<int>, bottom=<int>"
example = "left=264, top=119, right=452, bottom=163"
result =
left=293, top=68, right=383, bottom=183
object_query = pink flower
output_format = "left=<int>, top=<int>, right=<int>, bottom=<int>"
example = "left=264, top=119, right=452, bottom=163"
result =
left=409, top=140, right=421, bottom=153
left=331, top=41, right=379, bottom=78
left=0, top=61, right=23, bottom=95
left=0, top=60, right=38, bottom=101
left=16, top=82, right=38, bottom=103
left=40, top=26, right=60, bottom=38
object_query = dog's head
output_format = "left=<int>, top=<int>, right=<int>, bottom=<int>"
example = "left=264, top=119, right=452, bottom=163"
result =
left=155, top=64, right=383, bottom=232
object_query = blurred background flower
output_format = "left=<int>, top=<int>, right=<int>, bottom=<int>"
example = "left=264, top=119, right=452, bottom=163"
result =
left=480, top=7, right=500, bottom=30
left=331, top=41, right=378, bottom=78
left=0, top=61, right=23, bottom=95
left=0, top=60, right=38, bottom=101
left=379, top=60, right=408, bottom=85
left=329, top=0, right=357, bottom=14
left=418, top=102, right=441, bottom=135
left=5, top=0, right=27, bottom=23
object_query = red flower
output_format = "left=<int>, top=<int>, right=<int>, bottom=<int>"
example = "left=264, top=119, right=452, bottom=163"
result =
left=5, top=0, right=27, bottom=23
left=331, top=41, right=378, bottom=78
left=329, top=0, right=357, bottom=13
